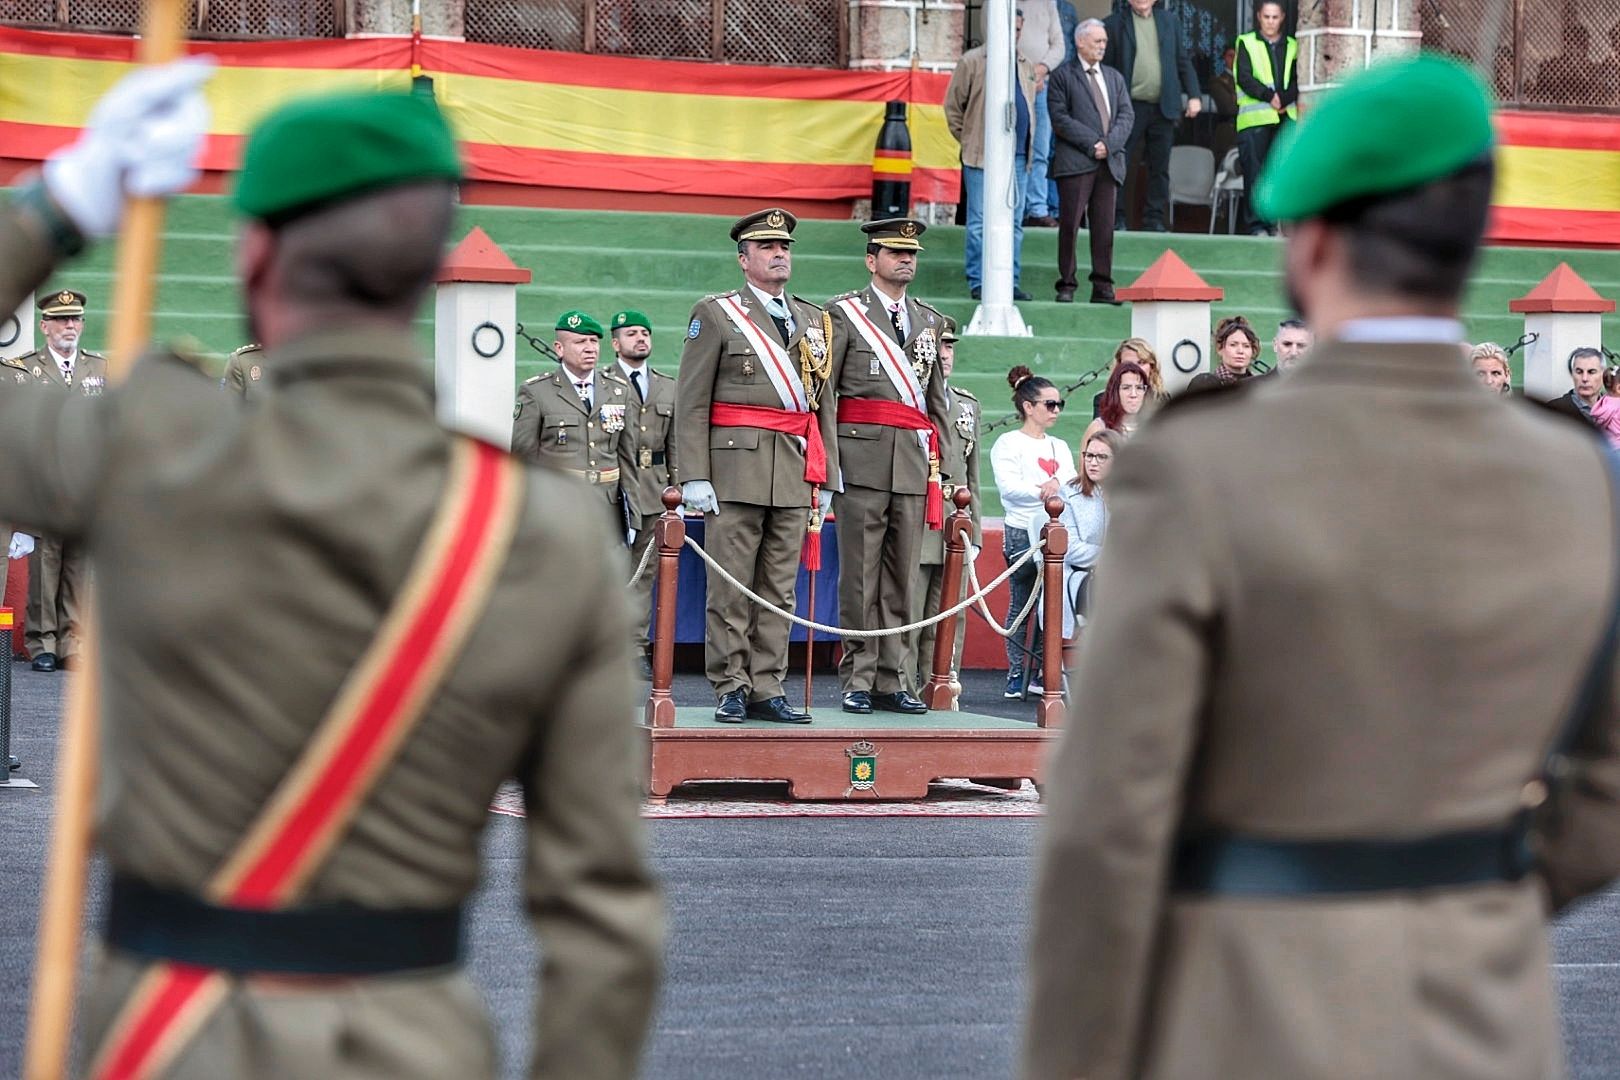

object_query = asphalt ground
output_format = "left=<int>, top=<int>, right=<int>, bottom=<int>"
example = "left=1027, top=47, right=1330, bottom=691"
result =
left=2, top=665, right=1617, bottom=1079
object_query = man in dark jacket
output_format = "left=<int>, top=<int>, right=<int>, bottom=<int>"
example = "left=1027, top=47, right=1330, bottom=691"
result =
left=1048, top=19, right=1134, bottom=304
left=1104, top=0, right=1201, bottom=232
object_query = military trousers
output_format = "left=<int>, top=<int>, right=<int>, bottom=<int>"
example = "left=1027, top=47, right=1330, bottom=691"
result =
left=703, top=501, right=807, bottom=702
left=908, top=558, right=968, bottom=692
left=627, top=511, right=662, bottom=654
left=84, top=950, right=497, bottom=1079
left=27, top=537, right=85, bottom=660
left=834, top=484, right=926, bottom=694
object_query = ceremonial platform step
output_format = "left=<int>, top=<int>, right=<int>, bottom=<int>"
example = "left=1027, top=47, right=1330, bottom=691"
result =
left=643, top=708, right=1055, bottom=802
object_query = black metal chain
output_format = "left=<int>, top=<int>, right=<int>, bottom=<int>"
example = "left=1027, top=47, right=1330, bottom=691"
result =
left=979, top=362, right=1113, bottom=435
left=1505, top=331, right=1540, bottom=357
left=514, top=322, right=561, bottom=365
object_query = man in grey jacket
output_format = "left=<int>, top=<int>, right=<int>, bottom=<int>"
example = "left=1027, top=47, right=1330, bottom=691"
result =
left=1047, top=19, right=1133, bottom=304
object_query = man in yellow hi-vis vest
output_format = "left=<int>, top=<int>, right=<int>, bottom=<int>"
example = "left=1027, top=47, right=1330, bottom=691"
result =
left=1234, top=0, right=1297, bottom=235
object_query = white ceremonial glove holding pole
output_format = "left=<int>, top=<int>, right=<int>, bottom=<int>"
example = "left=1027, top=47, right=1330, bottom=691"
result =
left=8, top=533, right=34, bottom=560
left=43, top=57, right=214, bottom=237
left=681, top=480, right=719, bottom=516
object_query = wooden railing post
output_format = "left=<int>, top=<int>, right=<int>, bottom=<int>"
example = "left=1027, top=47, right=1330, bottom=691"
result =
left=1037, top=495, right=1067, bottom=729
left=922, top=487, right=974, bottom=711
left=644, top=487, right=685, bottom=729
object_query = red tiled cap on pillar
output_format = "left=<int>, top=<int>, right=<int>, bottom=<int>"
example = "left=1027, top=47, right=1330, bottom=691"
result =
left=1508, top=263, right=1615, bottom=314
left=1115, top=250, right=1224, bottom=303
left=435, top=226, right=533, bottom=285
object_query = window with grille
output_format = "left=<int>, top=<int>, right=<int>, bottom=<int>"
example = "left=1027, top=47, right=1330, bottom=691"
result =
left=1425, top=0, right=1620, bottom=113
left=464, top=0, right=846, bottom=67
left=0, top=0, right=341, bottom=38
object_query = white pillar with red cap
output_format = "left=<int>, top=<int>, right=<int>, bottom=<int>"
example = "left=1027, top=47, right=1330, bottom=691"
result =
left=0, top=301, right=33, bottom=362
left=1116, top=250, right=1224, bottom=396
left=433, top=226, right=533, bottom=448
left=1510, top=263, right=1615, bottom=404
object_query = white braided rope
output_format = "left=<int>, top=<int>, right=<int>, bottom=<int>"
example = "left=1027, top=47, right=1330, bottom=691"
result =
left=966, top=545, right=1045, bottom=639
left=682, top=535, right=1044, bottom=638
left=625, top=535, right=659, bottom=587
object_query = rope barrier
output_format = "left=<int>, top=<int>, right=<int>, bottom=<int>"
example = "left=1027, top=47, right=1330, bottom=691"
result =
left=626, top=535, right=658, bottom=587
left=965, top=548, right=1045, bottom=639
left=681, top=534, right=1044, bottom=638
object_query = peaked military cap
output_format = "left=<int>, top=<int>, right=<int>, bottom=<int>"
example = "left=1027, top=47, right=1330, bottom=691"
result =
left=862, top=218, right=926, bottom=251
left=1254, top=54, right=1494, bottom=223
left=611, top=310, right=653, bottom=333
left=940, top=316, right=958, bottom=343
left=555, top=310, right=605, bottom=338
left=38, top=289, right=86, bottom=317
left=233, top=91, right=463, bottom=223
left=730, top=208, right=797, bottom=244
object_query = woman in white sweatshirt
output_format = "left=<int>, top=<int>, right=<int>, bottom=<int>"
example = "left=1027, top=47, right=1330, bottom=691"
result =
left=990, top=365, right=1077, bottom=699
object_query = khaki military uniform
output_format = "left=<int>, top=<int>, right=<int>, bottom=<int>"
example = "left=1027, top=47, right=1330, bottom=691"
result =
left=0, top=355, right=27, bottom=608
left=13, top=342, right=106, bottom=663
left=220, top=343, right=265, bottom=399
left=1024, top=343, right=1620, bottom=1080
left=824, top=287, right=949, bottom=695
left=673, top=289, right=837, bottom=702
left=618, top=362, right=679, bottom=655
left=0, top=208, right=662, bottom=1079
left=511, top=366, right=635, bottom=523
left=909, top=383, right=981, bottom=687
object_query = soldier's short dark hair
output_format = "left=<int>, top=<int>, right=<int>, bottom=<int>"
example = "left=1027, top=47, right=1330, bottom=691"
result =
left=1324, top=156, right=1494, bottom=305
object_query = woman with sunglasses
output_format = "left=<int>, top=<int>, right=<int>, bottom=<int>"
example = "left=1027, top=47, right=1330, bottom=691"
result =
left=1188, top=315, right=1262, bottom=392
left=990, top=366, right=1077, bottom=699
left=1082, top=360, right=1151, bottom=446
left=1033, top=428, right=1121, bottom=644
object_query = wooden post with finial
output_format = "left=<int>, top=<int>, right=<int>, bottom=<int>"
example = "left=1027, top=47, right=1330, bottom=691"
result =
left=1036, top=495, right=1067, bottom=729
left=24, top=4, right=190, bottom=1076
left=645, top=487, right=685, bottom=729
left=922, top=486, right=974, bottom=711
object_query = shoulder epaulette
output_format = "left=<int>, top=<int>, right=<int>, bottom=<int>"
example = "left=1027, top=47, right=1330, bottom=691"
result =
left=913, top=297, right=945, bottom=317
left=0, top=355, right=28, bottom=371
left=950, top=385, right=978, bottom=401
left=228, top=343, right=263, bottom=359
left=522, top=373, right=544, bottom=386
left=827, top=290, right=861, bottom=304
left=790, top=294, right=826, bottom=311
left=648, top=365, right=674, bottom=381
left=600, top=368, right=629, bottom=385
left=80, top=348, right=106, bottom=360
left=702, top=291, right=739, bottom=305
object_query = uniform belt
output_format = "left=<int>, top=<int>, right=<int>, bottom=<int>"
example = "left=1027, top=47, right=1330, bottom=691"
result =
left=104, top=875, right=464, bottom=975
left=565, top=466, right=620, bottom=485
left=1171, top=820, right=1533, bottom=897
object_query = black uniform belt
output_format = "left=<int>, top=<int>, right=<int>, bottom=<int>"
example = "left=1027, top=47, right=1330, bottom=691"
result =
left=104, top=875, right=464, bottom=975
left=1171, top=820, right=1533, bottom=897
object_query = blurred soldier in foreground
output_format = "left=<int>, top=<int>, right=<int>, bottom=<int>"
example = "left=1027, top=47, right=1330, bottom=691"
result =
left=5, top=67, right=661, bottom=1079
left=1025, top=55, right=1620, bottom=1080
left=220, top=341, right=263, bottom=398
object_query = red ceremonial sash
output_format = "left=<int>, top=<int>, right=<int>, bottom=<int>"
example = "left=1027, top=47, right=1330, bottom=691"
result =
left=88, top=437, right=525, bottom=1080
left=836, top=397, right=944, bottom=529
left=709, top=401, right=828, bottom=486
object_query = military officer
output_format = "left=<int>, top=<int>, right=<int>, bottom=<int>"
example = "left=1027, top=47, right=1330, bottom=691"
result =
left=511, top=310, right=635, bottom=524
left=1025, top=56, right=1620, bottom=1080
left=1, top=70, right=660, bottom=1077
left=824, top=218, right=950, bottom=715
left=220, top=342, right=264, bottom=398
left=610, top=308, right=678, bottom=675
left=14, top=287, right=106, bottom=671
left=674, top=208, right=838, bottom=724
left=908, top=317, right=980, bottom=689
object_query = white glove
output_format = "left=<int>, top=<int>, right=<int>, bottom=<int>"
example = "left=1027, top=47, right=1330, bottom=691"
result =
left=818, top=488, right=835, bottom=517
left=43, top=57, right=215, bottom=237
left=8, top=533, right=33, bottom=560
left=681, top=480, right=719, bottom=516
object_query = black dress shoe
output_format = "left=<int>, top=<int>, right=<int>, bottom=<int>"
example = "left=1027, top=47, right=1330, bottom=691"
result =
left=1013, top=287, right=1034, bottom=301
left=747, top=696, right=813, bottom=724
left=1090, top=291, right=1123, bottom=306
left=714, top=688, right=747, bottom=723
left=31, top=652, right=56, bottom=673
left=969, top=286, right=982, bottom=300
left=872, top=690, right=928, bottom=714
left=1055, top=289, right=1076, bottom=303
left=842, top=690, right=874, bottom=714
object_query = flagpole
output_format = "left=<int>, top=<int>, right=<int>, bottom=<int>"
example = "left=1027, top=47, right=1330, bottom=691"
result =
left=24, top=3, right=189, bottom=1076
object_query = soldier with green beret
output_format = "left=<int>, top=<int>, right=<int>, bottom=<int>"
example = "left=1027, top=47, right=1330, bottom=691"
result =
left=1026, top=54, right=1620, bottom=1080
left=0, top=65, right=660, bottom=1079
left=10, top=286, right=106, bottom=672
left=511, top=309, right=637, bottom=530
left=610, top=308, right=679, bottom=675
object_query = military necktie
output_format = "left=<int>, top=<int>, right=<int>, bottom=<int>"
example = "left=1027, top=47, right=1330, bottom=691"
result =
left=765, top=296, right=791, bottom=346
left=576, top=380, right=592, bottom=411
left=888, top=302, right=904, bottom=342
left=630, top=369, right=645, bottom=402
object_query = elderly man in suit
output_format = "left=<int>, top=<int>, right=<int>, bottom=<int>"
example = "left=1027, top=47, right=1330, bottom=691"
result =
left=1048, top=18, right=1133, bottom=304
left=1104, top=0, right=1202, bottom=232
left=1024, top=54, right=1620, bottom=1080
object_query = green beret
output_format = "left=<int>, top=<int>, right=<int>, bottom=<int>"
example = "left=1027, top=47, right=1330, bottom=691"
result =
left=555, top=310, right=604, bottom=338
left=1253, top=54, right=1494, bottom=224
left=610, top=310, right=652, bottom=333
left=234, top=91, right=462, bottom=222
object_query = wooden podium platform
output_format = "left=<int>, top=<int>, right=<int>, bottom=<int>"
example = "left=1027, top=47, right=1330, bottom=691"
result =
left=644, top=708, right=1057, bottom=801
